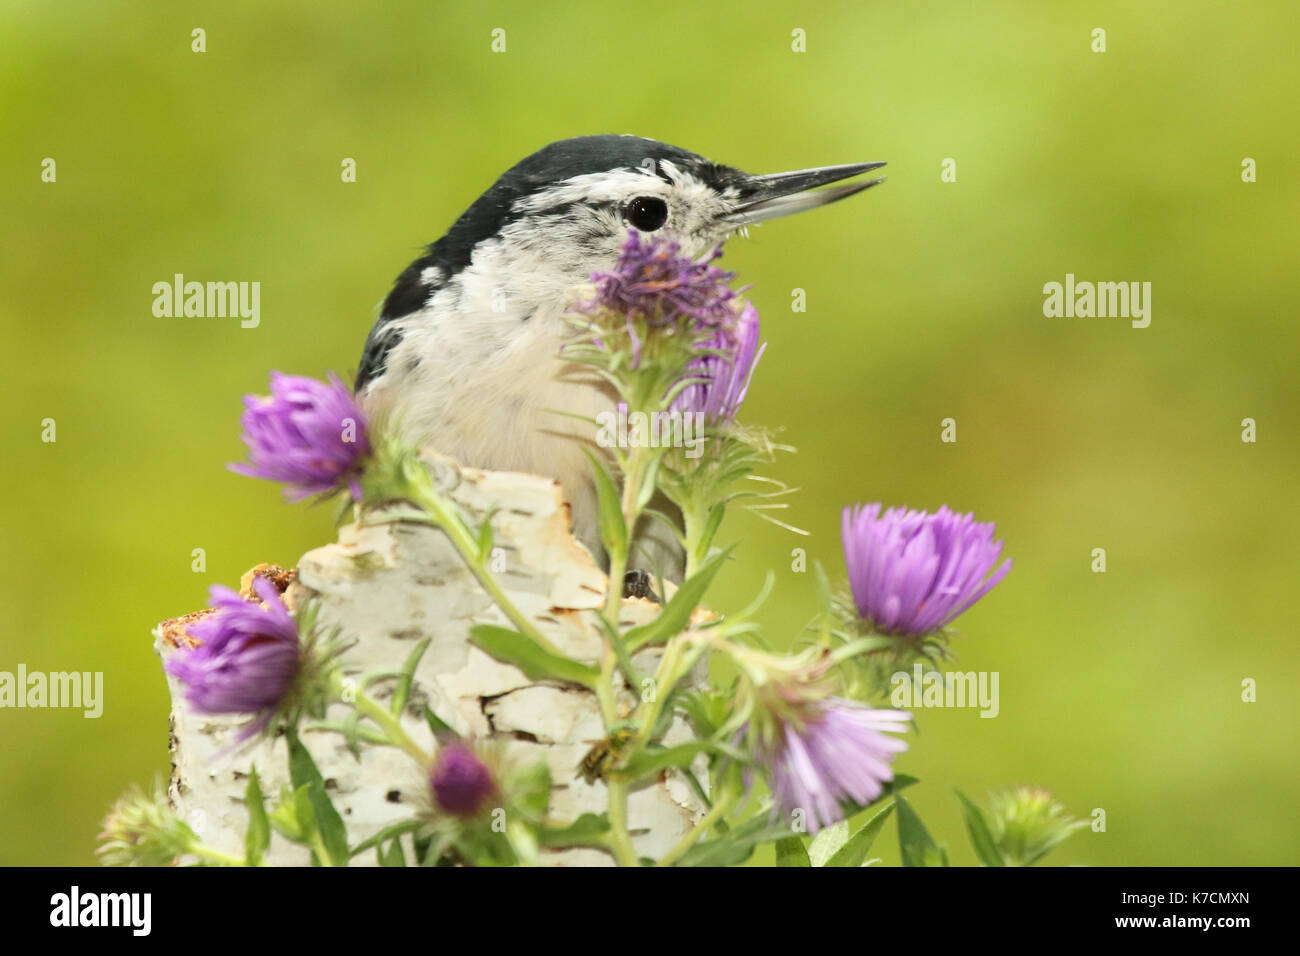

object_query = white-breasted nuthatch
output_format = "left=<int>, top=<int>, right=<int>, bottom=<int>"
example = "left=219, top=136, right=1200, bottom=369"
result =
left=356, top=135, right=884, bottom=584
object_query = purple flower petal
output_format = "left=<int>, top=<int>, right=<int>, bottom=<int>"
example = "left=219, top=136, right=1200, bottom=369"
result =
left=842, top=503, right=1012, bottom=637
left=166, top=576, right=300, bottom=735
left=430, top=745, right=497, bottom=817
left=586, top=230, right=739, bottom=332
left=761, top=699, right=911, bottom=834
left=581, top=231, right=764, bottom=423
left=672, top=301, right=766, bottom=424
left=230, top=372, right=371, bottom=500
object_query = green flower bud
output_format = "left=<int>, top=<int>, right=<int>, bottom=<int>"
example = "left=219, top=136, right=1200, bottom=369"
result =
left=97, top=782, right=197, bottom=867
left=987, top=786, right=1085, bottom=866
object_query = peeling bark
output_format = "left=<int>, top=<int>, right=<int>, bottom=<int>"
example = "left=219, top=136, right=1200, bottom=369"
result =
left=156, top=454, right=708, bottom=865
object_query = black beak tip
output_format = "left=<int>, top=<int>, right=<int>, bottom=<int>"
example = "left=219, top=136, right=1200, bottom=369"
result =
left=725, top=159, right=889, bottom=224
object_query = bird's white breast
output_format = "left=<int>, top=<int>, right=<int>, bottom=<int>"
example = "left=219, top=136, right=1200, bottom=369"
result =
left=361, top=238, right=615, bottom=558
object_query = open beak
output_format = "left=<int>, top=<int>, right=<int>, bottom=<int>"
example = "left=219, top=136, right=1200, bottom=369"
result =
left=722, top=161, right=887, bottom=226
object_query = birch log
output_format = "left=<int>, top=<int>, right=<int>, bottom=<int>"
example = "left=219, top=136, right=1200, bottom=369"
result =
left=155, top=453, right=708, bottom=866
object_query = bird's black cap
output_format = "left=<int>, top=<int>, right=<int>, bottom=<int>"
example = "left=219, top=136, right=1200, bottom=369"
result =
left=380, top=136, right=738, bottom=318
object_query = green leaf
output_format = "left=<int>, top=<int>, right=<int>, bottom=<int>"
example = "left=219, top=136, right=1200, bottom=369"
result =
left=411, top=830, right=435, bottom=866
left=634, top=452, right=664, bottom=514
left=830, top=773, right=920, bottom=822
left=697, top=504, right=726, bottom=563
left=888, top=773, right=921, bottom=794
left=423, top=704, right=457, bottom=739
left=378, top=838, right=406, bottom=867
left=729, top=570, right=775, bottom=624
left=538, top=813, right=611, bottom=849
left=268, top=784, right=306, bottom=843
left=469, top=624, right=599, bottom=688
left=808, top=821, right=850, bottom=866
left=640, top=506, right=684, bottom=537
left=584, top=449, right=627, bottom=559
left=623, top=547, right=732, bottom=652
left=895, top=793, right=944, bottom=868
left=349, top=819, right=424, bottom=859
left=292, top=784, right=318, bottom=861
left=677, top=690, right=730, bottom=738
left=775, top=837, right=811, bottom=867
left=243, top=767, right=270, bottom=866
left=391, top=636, right=432, bottom=717
left=813, top=560, right=833, bottom=612
left=595, top=613, right=642, bottom=690
left=826, top=803, right=894, bottom=867
left=505, top=820, right=540, bottom=865
left=620, top=741, right=712, bottom=780
left=287, top=732, right=349, bottom=867
left=675, top=814, right=796, bottom=867
left=307, top=717, right=389, bottom=751
left=955, top=789, right=1005, bottom=867
left=510, top=759, right=553, bottom=820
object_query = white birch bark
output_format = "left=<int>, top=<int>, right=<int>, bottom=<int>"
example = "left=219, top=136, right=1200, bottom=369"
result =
left=156, top=454, right=708, bottom=866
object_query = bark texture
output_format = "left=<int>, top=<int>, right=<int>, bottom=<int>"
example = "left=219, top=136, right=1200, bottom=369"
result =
left=156, top=454, right=707, bottom=865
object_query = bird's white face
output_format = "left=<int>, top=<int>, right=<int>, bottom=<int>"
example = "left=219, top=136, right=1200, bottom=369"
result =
left=499, top=160, right=745, bottom=288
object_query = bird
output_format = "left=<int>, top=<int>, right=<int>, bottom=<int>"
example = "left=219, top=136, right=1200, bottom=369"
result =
left=356, top=134, right=885, bottom=588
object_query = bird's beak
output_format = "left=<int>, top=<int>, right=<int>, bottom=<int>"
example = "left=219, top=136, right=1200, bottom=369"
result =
left=722, top=161, right=887, bottom=226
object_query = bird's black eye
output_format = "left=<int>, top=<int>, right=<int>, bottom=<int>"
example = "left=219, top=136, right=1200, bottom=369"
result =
left=625, top=196, right=669, bottom=231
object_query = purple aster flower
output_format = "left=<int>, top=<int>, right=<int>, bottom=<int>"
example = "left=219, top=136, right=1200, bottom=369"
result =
left=230, top=371, right=371, bottom=500
left=761, top=700, right=910, bottom=834
left=590, top=230, right=737, bottom=326
left=672, top=301, right=765, bottom=424
left=584, top=231, right=739, bottom=367
left=430, top=745, right=497, bottom=817
left=842, top=504, right=1012, bottom=637
left=167, top=576, right=300, bottom=738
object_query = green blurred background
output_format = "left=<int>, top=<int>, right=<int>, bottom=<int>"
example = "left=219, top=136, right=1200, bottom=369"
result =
left=3, top=0, right=1297, bottom=866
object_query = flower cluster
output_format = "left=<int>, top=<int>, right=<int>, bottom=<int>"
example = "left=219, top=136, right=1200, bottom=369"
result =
left=100, top=225, right=1079, bottom=870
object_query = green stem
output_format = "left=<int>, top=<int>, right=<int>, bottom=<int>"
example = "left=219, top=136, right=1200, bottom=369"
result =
left=605, top=779, right=639, bottom=866
left=403, top=473, right=565, bottom=657
left=604, top=547, right=628, bottom=626
left=602, top=525, right=631, bottom=627
left=308, top=829, right=337, bottom=867
left=605, top=443, right=652, bottom=622
left=595, top=444, right=647, bottom=724
left=592, top=445, right=653, bottom=865
left=595, top=646, right=618, bottom=727
left=656, top=788, right=740, bottom=867
left=189, top=842, right=251, bottom=867
left=629, top=637, right=704, bottom=751
left=682, top=499, right=708, bottom=581
left=353, top=687, right=433, bottom=766
left=329, top=672, right=433, bottom=766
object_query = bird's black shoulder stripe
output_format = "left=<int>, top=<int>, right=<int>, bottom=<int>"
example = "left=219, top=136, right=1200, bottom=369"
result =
left=356, top=260, right=439, bottom=392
